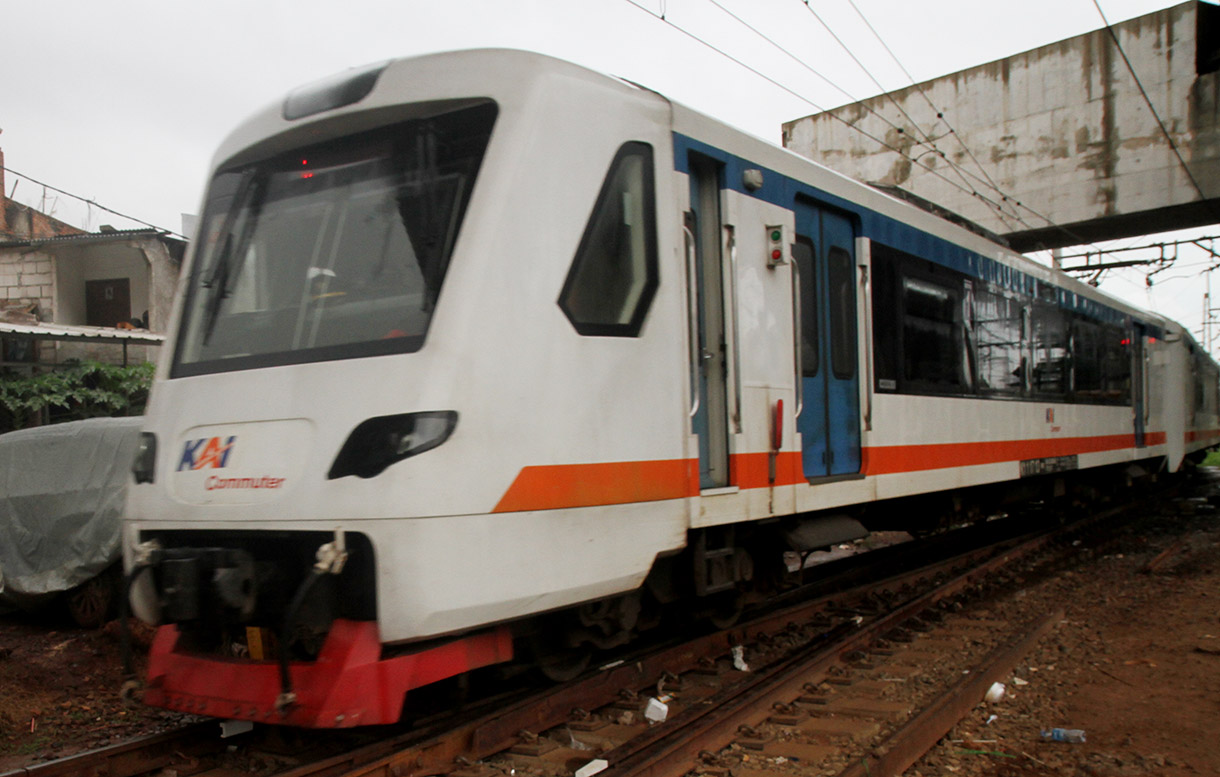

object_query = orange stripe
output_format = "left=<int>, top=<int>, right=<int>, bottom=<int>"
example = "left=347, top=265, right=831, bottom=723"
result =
left=862, top=433, right=1140, bottom=475
left=1185, top=429, right=1220, bottom=443
left=494, top=432, right=1169, bottom=512
left=493, top=459, right=698, bottom=513
left=728, top=452, right=805, bottom=489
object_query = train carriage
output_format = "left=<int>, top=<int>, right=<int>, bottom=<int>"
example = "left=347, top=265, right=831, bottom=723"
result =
left=123, top=49, right=1219, bottom=727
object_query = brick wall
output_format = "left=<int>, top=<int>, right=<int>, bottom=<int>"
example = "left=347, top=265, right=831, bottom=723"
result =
left=0, top=250, right=55, bottom=321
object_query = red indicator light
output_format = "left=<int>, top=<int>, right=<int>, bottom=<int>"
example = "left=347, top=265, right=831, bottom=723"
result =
left=771, top=249, right=782, bottom=261
left=301, top=173, right=314, bottom=179
left=1120, top=338, right=1131, bottom=345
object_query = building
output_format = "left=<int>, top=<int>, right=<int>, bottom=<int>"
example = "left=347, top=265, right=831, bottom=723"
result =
left=0, top=148, right=182, bottom=368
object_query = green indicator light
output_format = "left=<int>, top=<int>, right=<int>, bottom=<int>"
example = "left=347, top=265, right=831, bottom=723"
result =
left=771, top=230, right=782, bottom=241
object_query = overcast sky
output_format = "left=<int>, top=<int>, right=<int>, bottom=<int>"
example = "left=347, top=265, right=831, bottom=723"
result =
left=2, top=0, right=1215, bottom=342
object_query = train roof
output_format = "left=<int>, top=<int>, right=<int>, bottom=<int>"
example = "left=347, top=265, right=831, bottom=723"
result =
left=213, top=48, right=1182, bottom=338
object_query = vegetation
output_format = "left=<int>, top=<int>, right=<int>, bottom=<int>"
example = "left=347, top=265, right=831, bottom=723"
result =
left=0, top=361, right=155, bottom=434
left=1203, top=449, right=1220, bottom=468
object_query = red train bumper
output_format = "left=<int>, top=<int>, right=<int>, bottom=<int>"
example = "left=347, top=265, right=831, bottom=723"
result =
left=143, top=619, right=514, bottom=727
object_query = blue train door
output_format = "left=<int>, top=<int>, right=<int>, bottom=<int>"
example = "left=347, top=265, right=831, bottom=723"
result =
left=793, top=199, right=861, bottom=479
left=689, top=155, right=731, bottom=489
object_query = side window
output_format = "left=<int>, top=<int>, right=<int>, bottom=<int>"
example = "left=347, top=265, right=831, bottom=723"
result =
left=871, top=242, right=972, bottom=394
left=973, top=284, right=1026, bottom=396
left=559, top=142, right=658, bottom=336
left=828, top=246, right=856, bottom=380
left=793, top=236, right=819, bottom=377
left=1031, top=303, right=1069, bottom=399
left=1072, top=318, right=1104, bottom=400
left=870, top=249, right=898, bottom=390
left=1100, top=324, right=1131, bottom=404
left=901, top=272, right=971, bottom=393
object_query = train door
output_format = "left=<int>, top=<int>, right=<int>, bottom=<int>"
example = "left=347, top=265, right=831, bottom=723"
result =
left=1132, top=323, right=1147, bottom=447
left=793, top=199, right=861, bottom=479
left=688, top=155, right=731, bottom=489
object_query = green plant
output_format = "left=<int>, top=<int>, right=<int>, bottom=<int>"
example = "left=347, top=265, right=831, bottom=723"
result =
left=0, top=361, right=155, bottom=433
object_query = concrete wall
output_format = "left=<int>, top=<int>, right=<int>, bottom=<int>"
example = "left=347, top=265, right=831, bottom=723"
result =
left=782, top=1, right=1220, bottom=250
left=54, top=245, right=150, bottom=327
left=0, top=234, right=180, bottom=366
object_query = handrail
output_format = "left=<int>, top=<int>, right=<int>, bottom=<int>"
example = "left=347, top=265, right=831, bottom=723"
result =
left=725, top=225, right=743, bottom=433
left=791, top=257, right=804, bottom=418
left=683, top=224, right=701, bottom=419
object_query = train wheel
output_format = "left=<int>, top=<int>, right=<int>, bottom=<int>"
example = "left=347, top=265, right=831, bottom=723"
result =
left=537, top=647, right=591, bottom=682
left=528, top=624, right=591, bottom=682
left=707, top=590, right=745, bottom=629
left=66, top=566, right=119, bottom=628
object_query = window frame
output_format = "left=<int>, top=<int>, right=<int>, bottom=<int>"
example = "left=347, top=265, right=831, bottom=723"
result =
left=557, top=141, right=659, bottom=338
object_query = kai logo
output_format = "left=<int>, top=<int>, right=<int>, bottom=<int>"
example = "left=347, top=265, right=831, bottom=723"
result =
left=178, top=436, right=237, bottom=471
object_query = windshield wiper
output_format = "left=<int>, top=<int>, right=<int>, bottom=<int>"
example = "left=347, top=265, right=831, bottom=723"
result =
left=200, top=170, right=264, bottom=345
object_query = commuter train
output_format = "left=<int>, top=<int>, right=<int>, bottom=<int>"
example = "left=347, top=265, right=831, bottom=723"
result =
left=122, top=49, right=1220, bottom=727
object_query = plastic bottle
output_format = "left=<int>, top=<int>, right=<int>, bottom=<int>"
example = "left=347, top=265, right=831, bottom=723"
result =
left=1041, top=728, right=1086, bottom=743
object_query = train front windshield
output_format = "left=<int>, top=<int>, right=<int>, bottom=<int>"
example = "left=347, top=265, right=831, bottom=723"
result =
left=172, top=101, right=497, bottom=377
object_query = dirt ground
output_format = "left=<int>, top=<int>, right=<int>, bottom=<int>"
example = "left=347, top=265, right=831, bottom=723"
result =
left=0, top=473, right=1218, bottom=776
left=907, top=472, right=1220, bottom=777
left=0, top=610, right=187, bottom=772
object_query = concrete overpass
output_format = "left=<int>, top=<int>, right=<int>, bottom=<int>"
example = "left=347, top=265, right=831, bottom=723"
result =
left=782, top=1, right=1220, bottom=251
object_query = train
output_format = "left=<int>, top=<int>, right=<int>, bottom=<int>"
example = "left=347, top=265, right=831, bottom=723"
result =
left=122, top=49, right=1220, bottom=728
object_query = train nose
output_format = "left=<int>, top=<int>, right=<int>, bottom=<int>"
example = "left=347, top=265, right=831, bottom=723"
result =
left=167, top=420, right=314, bottom=505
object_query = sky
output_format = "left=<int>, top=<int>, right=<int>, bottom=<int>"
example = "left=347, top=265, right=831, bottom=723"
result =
left=2, top=0, right=1215, bottom=344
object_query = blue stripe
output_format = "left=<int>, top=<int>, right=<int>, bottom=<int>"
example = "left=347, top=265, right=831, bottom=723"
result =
left=672, top=133, right=1157, bottom=334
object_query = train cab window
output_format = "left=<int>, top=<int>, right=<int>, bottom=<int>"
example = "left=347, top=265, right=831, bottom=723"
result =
left=559, top=142, right=658, bottom=337
left=172, top=100, right=497, bottom=377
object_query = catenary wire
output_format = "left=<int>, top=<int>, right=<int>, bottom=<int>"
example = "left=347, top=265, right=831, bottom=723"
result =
left=706, top=0, right=1028, bottom=232
left=1, top=165, right=186, bottom=240
left=836, top=0, right=1118, bottom=252
left=793, top=0, right=1031, bottom=229
left=618, top=0, right=1039, bottom=233
left=1091, top=0, right=1211, bottom=207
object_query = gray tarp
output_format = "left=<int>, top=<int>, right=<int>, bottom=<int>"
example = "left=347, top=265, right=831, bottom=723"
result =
left=0, top=416, right=142, bottom=607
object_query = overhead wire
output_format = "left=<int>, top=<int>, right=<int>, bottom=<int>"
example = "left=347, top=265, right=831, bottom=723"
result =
left=834, top=0, right=1108, bottom=252
left=795, top=0, right=1031, bottom=230
left=705, top=0, right=1028, bottom=232
left=707, top=0, right=1029, bottom=230
left=0, top=164, right=186, bottom=240
left=618, top=0, right=1038, bottom=233
left=1091, top=0, right=1211, bottom=206
left=839, top=0, right=1020, bottom=213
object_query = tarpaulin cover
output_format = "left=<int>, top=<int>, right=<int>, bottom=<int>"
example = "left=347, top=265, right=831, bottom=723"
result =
left=0, top=416, right=142, bottom=606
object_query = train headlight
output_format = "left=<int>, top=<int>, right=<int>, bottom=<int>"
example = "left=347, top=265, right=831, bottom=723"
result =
left=132, top=432, right=157, bottom=484
left=327, top=411, right=458, bottom=479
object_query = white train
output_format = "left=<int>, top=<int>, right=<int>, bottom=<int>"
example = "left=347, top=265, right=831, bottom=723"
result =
left=123, top=49, right=1219, bottom=727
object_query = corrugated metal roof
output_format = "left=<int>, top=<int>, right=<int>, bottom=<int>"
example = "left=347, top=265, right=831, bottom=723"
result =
left=0, top=228, right=185, bottom=250
left=0, top=320, right=164, bottom=345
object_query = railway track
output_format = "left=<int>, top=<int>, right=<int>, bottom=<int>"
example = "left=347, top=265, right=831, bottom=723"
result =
left=1, top=486, right=1170, bottom=777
